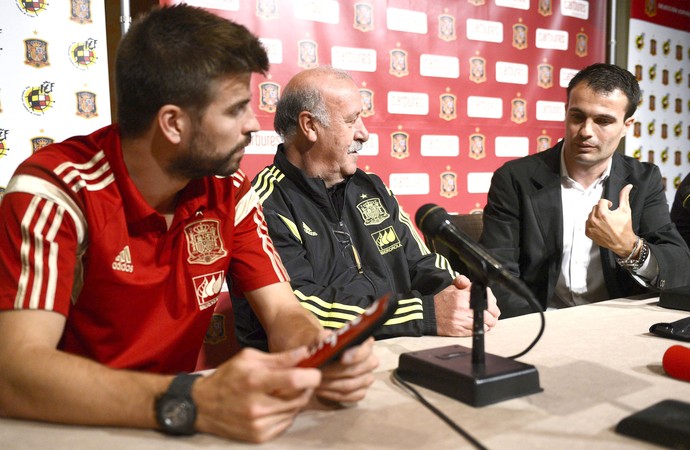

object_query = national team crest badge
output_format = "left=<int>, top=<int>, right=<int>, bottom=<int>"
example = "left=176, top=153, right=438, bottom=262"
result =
left=537, top=134, right=551, bottom=152
left=204, top=313, right=227, bottom=344
left=438, top=14, right=456, bottom=42
left=297, top=40, right=318, bottom=69
left=645, top=0, right=657, bottom=17
left=537, top=63, right=553, bottom=89
left=469, top=133, right=485, bottom=160
left=389, top=49, right=409, bottom=77
left=76, top=91, right=98, bottom=118
left=538, top=0, right=552, bottom=16
left=512, top=24, right=528, bottom=50
left=353, top=3, right=374, bottom=32
left=360, top=88, right=374, bottom=117
left=357, top=198, right=390, bottom=226
left=511, top=98, right=527, bottom=124
left=469, top=56, right=486, bottom=83
left=256, top=0, right=278, bottom=20
left=391, top=131, right=409, bottom=159
left=24, top=39, right=49, bottom=68
left=576, top=32, right=588, bottom=57
left=70, top=0, right=92, bottom=24
left=31, top=136, right=53, bottom=152
left=440, top=171, right=458, bottom=198
left=259, top=82, right=280, bottom=113
left=439, top=93, right=457, bottom=121
left=185, top=219, right=228, bottom=265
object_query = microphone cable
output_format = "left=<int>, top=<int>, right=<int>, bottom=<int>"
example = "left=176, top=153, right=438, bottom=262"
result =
left=391, top=369, right=488, bottom=450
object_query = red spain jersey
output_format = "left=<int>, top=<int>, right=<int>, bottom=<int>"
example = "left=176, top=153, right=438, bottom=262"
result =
left=0, top=125, right=289, bottom=373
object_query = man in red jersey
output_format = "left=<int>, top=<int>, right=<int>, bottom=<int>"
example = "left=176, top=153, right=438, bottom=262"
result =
left=0, top=5, right=376, bottom=443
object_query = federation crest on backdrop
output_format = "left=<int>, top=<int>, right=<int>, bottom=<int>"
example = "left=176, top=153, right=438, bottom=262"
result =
left=256, top=0, right=278, bottom=20
left=259, top=82, right=280, bottom=113
left=354, top=3, right=374, bottom=32
left=391, top=131, right=409, bottom=159
left=76, top=91, right=98, bottom=119
left=360, top=88, right=375, bottom=117
left=70, top=0, right=92, bottom=24
left=24, top=39, right=49, bottom=68
left=438, top=14, right=456, bottom=41
left=389, top=49, right=409, bottom=77
left=440, top=171, right=458, bottom=198
left=439, top=93, right=457, bottom=121
left=469, top=133, right=485, bottom=160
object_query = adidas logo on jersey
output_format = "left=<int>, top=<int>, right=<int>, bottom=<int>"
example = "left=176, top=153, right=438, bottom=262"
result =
left=112, top=246, right=134, bottom=273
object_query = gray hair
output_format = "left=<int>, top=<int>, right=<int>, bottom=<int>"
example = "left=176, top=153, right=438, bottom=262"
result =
left=274, top=66, right=354, bottom=145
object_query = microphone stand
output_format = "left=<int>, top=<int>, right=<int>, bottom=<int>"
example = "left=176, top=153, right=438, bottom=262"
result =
left=397, top=220, right=542, bottom=407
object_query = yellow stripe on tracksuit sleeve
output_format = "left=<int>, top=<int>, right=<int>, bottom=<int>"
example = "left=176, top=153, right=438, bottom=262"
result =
left=252, top=166, right=284, bottom=204
left=276, top=213, right=302, bottom=243
left=397, top=200, right=458, bottom=278
left=295, top=290, right=424, bottom=328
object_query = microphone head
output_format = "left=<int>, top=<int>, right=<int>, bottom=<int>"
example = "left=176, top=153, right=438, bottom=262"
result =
left=662, top=345, right=690, bottom=382
left=415, top=204, right=449, bottom=236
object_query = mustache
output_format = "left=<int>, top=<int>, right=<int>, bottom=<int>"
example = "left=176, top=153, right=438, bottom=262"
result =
left=347, top=141, right=363, bottom=154
left=229, top=135, right=253, bottom=155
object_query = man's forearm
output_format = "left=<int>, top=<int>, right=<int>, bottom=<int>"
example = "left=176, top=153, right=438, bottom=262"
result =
left=0, top=344, right=168, bottom=429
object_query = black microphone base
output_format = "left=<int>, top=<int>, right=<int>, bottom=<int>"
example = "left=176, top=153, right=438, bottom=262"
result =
left=397, top=344, right=542, bottom=407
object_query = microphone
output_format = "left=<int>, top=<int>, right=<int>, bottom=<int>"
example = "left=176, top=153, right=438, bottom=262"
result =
left=415, top=203, right=535, bottom=304
left=680, top=184, right=690, bottom=210
left=663, top=345, right=690, bottom=382
left=397, top=204, right=543, bottom=407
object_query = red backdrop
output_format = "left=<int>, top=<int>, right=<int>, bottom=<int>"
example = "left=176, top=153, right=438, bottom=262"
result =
left=164, top=0, right=606, bottom=217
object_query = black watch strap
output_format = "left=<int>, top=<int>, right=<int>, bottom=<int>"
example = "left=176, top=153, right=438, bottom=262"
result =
left=155, top=373, right=201, bottom=436
left=167, top=373, right=201, bottom=398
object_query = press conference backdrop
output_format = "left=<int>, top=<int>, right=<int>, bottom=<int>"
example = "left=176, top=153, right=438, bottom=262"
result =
left=0, top=1, right=112, bottom=192
left=625, top=0, right=690, bottom=208
left=163, top=0, right=606, bottom=215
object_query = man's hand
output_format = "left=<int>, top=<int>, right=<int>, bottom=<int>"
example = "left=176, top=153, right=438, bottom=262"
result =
left=315, top=337, right=378, bottom=404
left=193, top=347, right=321, bottom=443
left=586, top=183, right=638, bottom=257
left=433, top=275, right=501, bottom=336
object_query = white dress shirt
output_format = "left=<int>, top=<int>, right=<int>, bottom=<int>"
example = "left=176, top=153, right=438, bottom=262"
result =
left=550, top=153, right=658, bottom=309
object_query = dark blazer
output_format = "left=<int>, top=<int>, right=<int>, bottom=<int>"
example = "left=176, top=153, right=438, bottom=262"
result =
left=480, top=142, right=690, bottom=318
left=670, top=173, right=690, bottom=250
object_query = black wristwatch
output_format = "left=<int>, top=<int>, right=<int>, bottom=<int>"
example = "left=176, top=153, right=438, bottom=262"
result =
left=155, top=373, right=201, bottom=436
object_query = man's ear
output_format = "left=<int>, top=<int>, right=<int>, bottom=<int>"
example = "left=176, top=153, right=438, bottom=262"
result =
left=622, top=116, right=635, bottom=138
left=298, top=111, right=318, bottom=143
left=157, top=105, right=186, bottom=145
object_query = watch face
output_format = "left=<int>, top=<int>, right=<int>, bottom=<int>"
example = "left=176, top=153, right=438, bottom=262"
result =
left=160, top=397, right=195, bottom=432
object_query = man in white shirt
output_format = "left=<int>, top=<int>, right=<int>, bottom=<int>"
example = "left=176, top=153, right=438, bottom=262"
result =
left=480, top=63, right=690, bottom=317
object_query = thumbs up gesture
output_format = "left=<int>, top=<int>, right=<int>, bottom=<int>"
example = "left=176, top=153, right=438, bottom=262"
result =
left=585, top=184, right=639, bottom=257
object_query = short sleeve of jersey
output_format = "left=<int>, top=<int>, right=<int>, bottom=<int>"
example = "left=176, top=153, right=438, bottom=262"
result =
left=226, top=173, right=290, bottom=294
left=0, top=190, right=80, bottom=316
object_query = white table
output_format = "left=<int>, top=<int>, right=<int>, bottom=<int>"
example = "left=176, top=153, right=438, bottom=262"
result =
left=1, top=296, right=688, bottom=449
